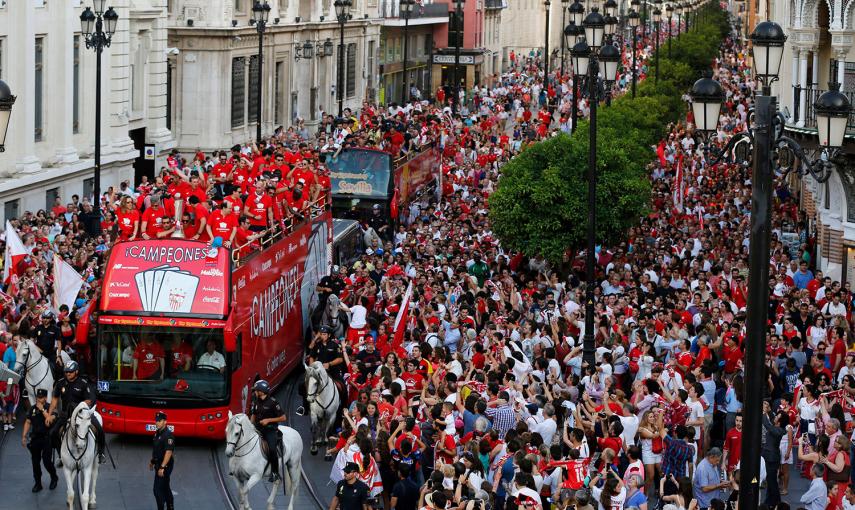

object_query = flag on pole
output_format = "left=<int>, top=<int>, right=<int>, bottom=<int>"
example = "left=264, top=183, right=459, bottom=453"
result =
left=3, top=221, right=28, bottom=284
left=52, top=253, right=85, bottom=311
left=673, top=154, right=685, bottom=212
left=392, top=281, right=413, bottom=350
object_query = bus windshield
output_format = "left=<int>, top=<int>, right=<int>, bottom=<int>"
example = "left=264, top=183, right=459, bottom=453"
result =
left=328, top=149, right=391, bottom=198
left=97, top=325, right=228, bottom=401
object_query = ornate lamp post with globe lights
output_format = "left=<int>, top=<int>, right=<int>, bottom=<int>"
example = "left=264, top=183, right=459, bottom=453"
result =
left=0, top=80, right=15, bottom=153
left=569, top=5, right=620, bottom=366
left=80, top=0, right=119, bottom=232
left=690, top=19, right=850, bottom=510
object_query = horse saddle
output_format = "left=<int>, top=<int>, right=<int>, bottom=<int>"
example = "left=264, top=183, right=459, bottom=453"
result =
left=259, top=429, right=284, bottom=464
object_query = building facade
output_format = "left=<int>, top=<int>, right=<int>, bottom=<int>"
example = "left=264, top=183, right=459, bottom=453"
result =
left=0, top=0, right=175, bottom=221
left=167, top=0, right=381, bottom=152
left=763, top=0, right=855, bottom=283
left=377, top=0, right=447, bottom=104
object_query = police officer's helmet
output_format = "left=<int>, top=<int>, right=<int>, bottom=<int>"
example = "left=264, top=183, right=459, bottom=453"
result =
left=253, top=380, right=271, bottom=394
left=64, top=360, right=79, bottom=373
left=41, top=310, right=54, bottom=320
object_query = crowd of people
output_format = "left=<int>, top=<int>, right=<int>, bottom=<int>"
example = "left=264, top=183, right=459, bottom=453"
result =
left=0, top=8, right=853, bottom=510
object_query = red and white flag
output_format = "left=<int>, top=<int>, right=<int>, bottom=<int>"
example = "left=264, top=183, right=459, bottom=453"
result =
left=52, top=253, right=85, bottom=311
left=392, top=281, right=413, bottom=349
left=3, top=221, right=27, bottom=284
left=673, top=155, right=685, bottom=212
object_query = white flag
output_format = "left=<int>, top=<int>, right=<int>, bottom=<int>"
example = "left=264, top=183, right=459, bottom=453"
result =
left=53, top=254, right=85, bottom=311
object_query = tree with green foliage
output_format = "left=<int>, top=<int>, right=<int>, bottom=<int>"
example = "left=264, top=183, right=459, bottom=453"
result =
left=490, top=5, right=729, bottom=264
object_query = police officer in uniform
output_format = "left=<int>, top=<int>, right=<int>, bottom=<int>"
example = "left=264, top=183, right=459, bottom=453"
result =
left=21, top=388, right=58, bottom=492
left=329, top=462, right=370, bottom=510
left=150, top=411, right=175, bottom=510
left=248, top=380, right=286, bottom=482
left=34, top=311, right=61, bottom=375
left=47, top=360, right=106, bottom=463
left=297, top=326, right=345, bottom=416
left=313, top=270, right=346, bottom=328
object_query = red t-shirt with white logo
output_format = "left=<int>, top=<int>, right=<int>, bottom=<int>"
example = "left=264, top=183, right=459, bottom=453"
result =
left=142, top=206, right=167, bottom=237
left=208, top=210, right=238, bottom=240
left=245, top=193, right=272, bottom=227
left=133, top=341, right=165, bottom=379
left=116, top=209, right=140, bottom=240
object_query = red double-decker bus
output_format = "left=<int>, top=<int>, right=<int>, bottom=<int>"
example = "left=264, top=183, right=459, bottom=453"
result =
left=94, top=204, right=332, bottom=438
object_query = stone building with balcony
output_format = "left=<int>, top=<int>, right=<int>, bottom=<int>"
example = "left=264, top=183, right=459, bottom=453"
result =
left=166, top=0, right=382, bottom=151
left=766, top=0, right=855, bottom=283
left=0, top=0, right=175, bottom=221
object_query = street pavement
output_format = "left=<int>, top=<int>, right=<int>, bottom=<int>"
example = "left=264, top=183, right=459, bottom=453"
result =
left=0, top=374, right=336, bottom=510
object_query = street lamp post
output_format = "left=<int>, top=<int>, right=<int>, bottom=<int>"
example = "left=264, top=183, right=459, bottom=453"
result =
left=676, top=1, right=682, bottom=34
left=401, top=0, right=415, bottom=103
left=570, top=6, right=620, bottom=367
left=653, top=4, right=661, bottom=84
left=545, top=0, right=552, bottom=104
left=80, top=1, right=118, bottom=231
left=334, top=0, right=352, bottom=118
left=560, top=0, right=570, bottom=76
left=252, top=1, right=271, bottom=144
left=690, top=20, right=850, bottom=510
left=453, top=0, right=463, bottom=113
left=0, top=80, right=15, bottom=153
left=628, top=9, right=639, bottom=98
left=564, top=20, right=582, bottom=132
left=666, top=3, right=674, bottom=57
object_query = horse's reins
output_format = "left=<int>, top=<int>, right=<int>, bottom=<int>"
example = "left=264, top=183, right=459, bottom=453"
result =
left=226, top=422, right=259, bottom=458
left=308, top=371, right=336, bottom=411
left=20, top=343, right=50, bottom=389
left=63, top=413, right=93, bottom=470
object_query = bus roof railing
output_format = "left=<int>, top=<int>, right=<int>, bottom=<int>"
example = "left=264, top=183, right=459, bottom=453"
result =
left=231, top=195, right=331, bottom=267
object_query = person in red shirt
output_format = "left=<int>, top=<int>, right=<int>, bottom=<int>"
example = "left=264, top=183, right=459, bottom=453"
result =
left=51, top=197, right=67, bottom=217
left=722, top=414, right=742, bottom=472
left=115, top=196, right=140, bottom=240
left=400, top=359, right=424, bottom=399
left=140, top=195, right=168, bottom=239
left=184, top=196, right=210, bottom=242
left=168, top=338, right=193, bottom=373
left=133, top=336, right=165, bottom=380
left=206, top=202, right=238, bottom=248
left=232, top=158, right=254, bottom=194
left=722, top=335, right=743, bottom=374
left=243, top=181, right=274, bottom=232
left=224, top=187, right=244, bottom=216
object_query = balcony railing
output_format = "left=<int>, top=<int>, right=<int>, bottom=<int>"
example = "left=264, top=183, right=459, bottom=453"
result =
left=792, top=85, right=855, bottom=135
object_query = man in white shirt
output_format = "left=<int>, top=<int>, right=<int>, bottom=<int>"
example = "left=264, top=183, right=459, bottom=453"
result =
left=528, top=404, right=558, bottom=445
left=197, top=339, right=226, bottom=373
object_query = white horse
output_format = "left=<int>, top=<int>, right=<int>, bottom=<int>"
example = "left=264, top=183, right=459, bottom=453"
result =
left=304, top=361, right=340, bottom=459
left=224, top=413, right=303, bottom=510
left=318, top=294, right=347, bottom=340
left=61, top=402, right=101, bottom=509
left=13, top=339, right=55, bottom=407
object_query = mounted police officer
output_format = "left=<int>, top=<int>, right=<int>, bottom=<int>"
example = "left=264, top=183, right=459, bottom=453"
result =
left=150, top=411, right=175, bottom=510
left=248, top=380, right=286, bottom=482
left=34, top=310, right=61, bottom=376
left=21, top=388, right=58, bottom=492
left=47, top=360, right=106, bottom=464
left=312, top=268, right=346, bottom=329
left=297, top=325, right=345, bottom=416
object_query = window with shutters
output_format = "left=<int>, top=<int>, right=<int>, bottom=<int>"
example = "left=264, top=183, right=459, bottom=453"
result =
left=35, top=37, right=44, bottom=142
left=73, top=35, right=80, bottom=133
left=248, top=55, right=259, bottom=123
left=231, top=57, right=246, bottom=128
left=346, top=43, right=356, bottom=98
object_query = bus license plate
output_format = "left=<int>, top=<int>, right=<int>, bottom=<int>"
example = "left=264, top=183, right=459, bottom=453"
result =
left=145, top=424, right=174, bottom=432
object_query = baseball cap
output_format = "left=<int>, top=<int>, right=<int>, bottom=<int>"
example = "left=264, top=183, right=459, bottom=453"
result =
left=343, top=462, right=359, bottom=473
left=36, top=388, right=48, bottom=398
left=155, top=411, right=168, bottom=421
